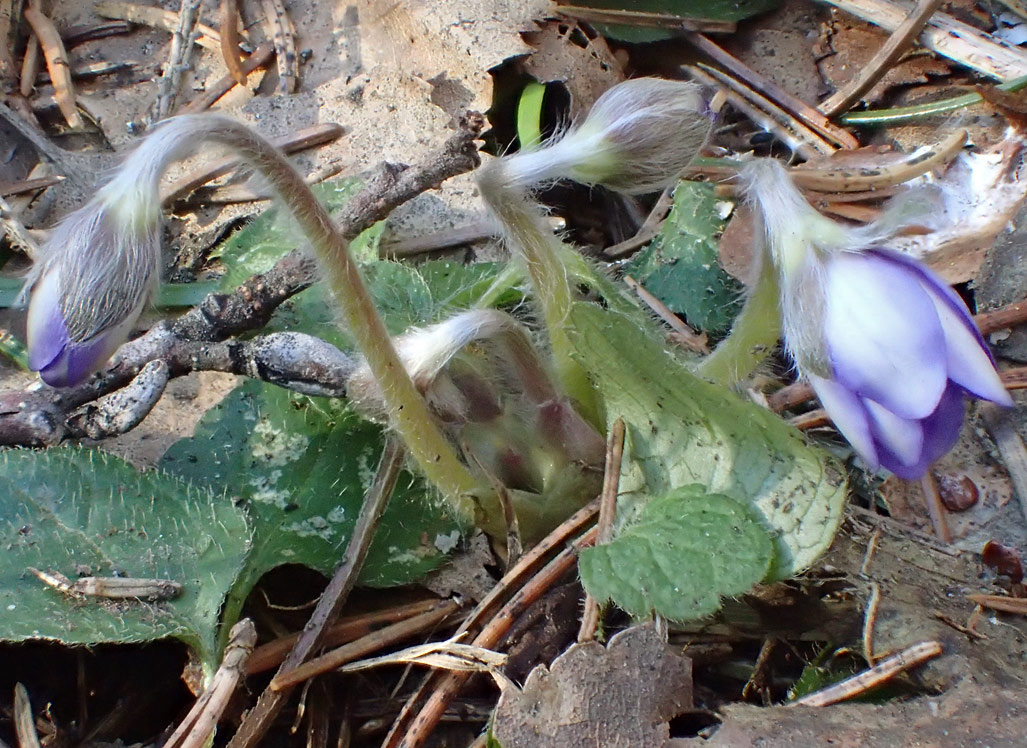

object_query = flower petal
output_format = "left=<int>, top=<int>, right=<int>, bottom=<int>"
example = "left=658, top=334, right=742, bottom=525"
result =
left=25, top=267, right=69, bottom=374
left=868, top=250, right=1012, bottom=406
left=809, top=374, right=879, bottom=470
left=824, top=252, right=947, bottom=419
left=876, top=384, right=965, bottom=480
left=864, top=398, right=923, bottom=467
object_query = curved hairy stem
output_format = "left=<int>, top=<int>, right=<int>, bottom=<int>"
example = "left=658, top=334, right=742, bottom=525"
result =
left=132, top=115, right=479, bottom=513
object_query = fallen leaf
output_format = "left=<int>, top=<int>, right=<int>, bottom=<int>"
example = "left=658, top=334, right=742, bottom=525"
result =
left=493, top=623, right=692, bottom=748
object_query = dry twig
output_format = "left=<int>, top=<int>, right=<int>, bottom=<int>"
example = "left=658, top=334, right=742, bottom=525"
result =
left=23, top=6, right=83, bottom=129
left=94, top=1, right=227, bottom=50
left=603, top=188, right=674, bottom=258
left=247, top=599, right=460, bottom=675
left=820, top=0, right=943, bottom=116
left=683, top=32, right=857, bottom=149
left=691, top=65, right=833, bottom=158
left=164, top=620, right=257, bottom=748
left=268, top=602, right=463, bottom=690
left=260, top=0, right=297, bottom=94
left=226, top=438, right=406, bottom=748
left=179, top=40, right=275, bottom=115
left=384, top=502, right=600, bottom=748
left=578, top=418, right=625, bottom=642
left=788, top=640, right=943, bottom=707
left=150, top=0, right=202, bottom=122
left=822, top=0, right=1027, bottom=81
left=0, top=0, right=16, bottom=86
left=19, top=0, right=41, bottom=99
left=861, top=582, right=882, bottom=664
left=554, top=4, right=735, bottom=33
left=919, top=470, right=953, bottom=544
left=966, top=593, right=1027, bottom=615
left=623, top=275, right=710, bottom=354
left=219, top=0, right=247, bottom=85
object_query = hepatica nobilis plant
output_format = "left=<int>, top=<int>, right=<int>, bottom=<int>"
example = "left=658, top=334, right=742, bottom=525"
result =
left=28, top=76, right=960, bottom=622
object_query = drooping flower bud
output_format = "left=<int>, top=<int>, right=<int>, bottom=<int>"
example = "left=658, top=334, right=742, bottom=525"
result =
left=497, top=77, right=712, bottom=195
left=22, top=117, right=211, bottom=387
left=24, top=178, right=163, bottom=387
left=740, top=159, right=1012, bottom=479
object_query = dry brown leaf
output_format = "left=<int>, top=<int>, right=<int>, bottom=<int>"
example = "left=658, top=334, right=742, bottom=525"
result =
left=521, top=20, right=625, bottom=119
left=819, top=22, right=950, bottom=107
left=493, top=623, right=693, bottom=748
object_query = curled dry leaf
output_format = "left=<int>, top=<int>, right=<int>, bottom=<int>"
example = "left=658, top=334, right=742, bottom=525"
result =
left=492, top=623, right=692, bottom=748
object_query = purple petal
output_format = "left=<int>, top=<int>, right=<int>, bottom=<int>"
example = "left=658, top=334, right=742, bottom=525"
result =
left=42, top=331, right=125, bottom=388
left=824, top=252, right=947, bottom=420
left=863, top=398, right=923, bottom=467
left=25, top=268, right=69, bottom=373
left=809, top=374, right=879, bottom=470
left=877, top=384, right=965, bottom=480
left=867, top=249, right=1012, bottom=406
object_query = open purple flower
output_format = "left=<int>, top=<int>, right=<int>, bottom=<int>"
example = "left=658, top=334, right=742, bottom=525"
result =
left=740, top=159, right=1012, bottom=479
left=807, top=248, right=1011, bottom=478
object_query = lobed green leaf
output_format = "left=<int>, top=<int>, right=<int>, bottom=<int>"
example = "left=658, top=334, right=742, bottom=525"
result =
left=579, top=486, right=772, bottom=620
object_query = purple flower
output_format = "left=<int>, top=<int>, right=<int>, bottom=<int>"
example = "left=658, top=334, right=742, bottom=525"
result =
left=807, top=249, right=1011, bottom=479
left=740, top=158, right=1012, bottom=479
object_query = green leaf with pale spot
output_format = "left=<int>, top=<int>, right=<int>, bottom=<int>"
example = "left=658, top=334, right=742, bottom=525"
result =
left=569, top=302, right=846, bottom=579
left=579, top=486, right=772, bottom=620
left=0, top=447, right=249, bottom=667
left=160, top=379, right=462, bottom=639
left=625, top=181, right=741, bottom=335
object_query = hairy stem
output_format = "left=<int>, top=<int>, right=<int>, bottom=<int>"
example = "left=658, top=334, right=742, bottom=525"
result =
left=699, top=257, right=781, bottom=385
left=477, top=163, right=600, bottom=425
left=134, top=115, right=479, bottom=513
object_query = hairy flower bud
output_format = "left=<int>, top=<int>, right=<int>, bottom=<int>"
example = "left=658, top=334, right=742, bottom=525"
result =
left=24, top=184, right=162, bottom=387
left=741, top=159, right=1012, bottom=479
left=498, top=77, right=712, bottom=195
left=22, top=117, right=213, bottom=387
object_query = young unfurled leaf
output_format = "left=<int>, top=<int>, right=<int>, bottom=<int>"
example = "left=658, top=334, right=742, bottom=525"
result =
left=569, top=302, right=846, bottom=580
left=625, top=181, right=741, bottom=335
left=579, top=486, right=772, bottom=620
left=0, top=447, right=249, bottom=667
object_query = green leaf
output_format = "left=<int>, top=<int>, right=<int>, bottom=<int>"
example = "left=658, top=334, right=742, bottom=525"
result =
left=625, top=181, right=741, bottom=335
left=569, top=303, right=846, bottom=579
left=579, top=486, right=772, bottom=620
left=0, top=447, right=249, bottom=666
left=160, top=379, right=462, bottom=636
left=581, top=0, right=780, bottom=42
